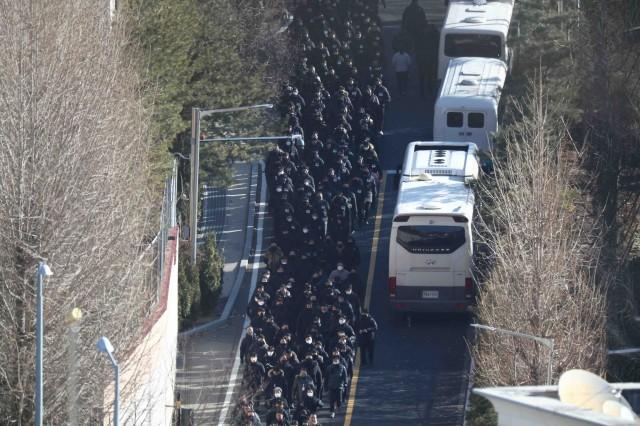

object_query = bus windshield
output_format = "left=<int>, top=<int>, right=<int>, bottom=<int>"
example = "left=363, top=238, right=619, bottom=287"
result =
left=396, top=225, right=466, bottom=254
left=444, top=34, right=502, bottom=59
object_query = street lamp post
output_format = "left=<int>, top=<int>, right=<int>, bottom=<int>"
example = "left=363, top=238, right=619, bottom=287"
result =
left=608, top=348, right=640, bottom=356
left=35, top=261, right=53, bottom=426
left=189, top=103, right=274, bottom=261
left=471, top=323, right=555, bottom=385
left=66, top=308, right=83, bottom=426
left=96, top=337, right=119, bottom=426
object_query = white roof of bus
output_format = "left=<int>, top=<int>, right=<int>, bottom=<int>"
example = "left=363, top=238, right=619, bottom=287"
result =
left=437, top=57, right=507, bottom=110
left=394, top=141, right=477, bottom=219
left=443, top=0, right=514, bottom=37
left=394, top=176, right=475, bottom=219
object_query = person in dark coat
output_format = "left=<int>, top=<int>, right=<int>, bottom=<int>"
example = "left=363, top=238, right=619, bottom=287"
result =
left=401, top=0, right=428, bottom=51
left=343, top=284, right=362, bottom=318
left=356, top=310, right=378, bottom=365
left=240, top=327, right=257, bottom=364
left=298, top=387, right=324, bottom=415
left=244, top=353, right=266, bottom=395
left=325, top=356, right=348, bottom=418
left=415, top=24, right=440, bottom=97
left=372, top=77, right=391, bottom=132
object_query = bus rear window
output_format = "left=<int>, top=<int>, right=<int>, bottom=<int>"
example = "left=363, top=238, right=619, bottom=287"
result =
left=397, top=226, right=466, bottom=254
left=468, top=112, right=485, bottom=128
left=444, top=34, right=502, bottom=59
left=447, top=112, right=463, bottom=128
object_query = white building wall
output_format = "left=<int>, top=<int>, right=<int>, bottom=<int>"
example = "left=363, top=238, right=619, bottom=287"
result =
left=103, top=229, right=179, bottom=425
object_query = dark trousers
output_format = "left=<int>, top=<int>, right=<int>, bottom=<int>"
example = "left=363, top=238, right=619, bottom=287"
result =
left=361, top=339, right=375, bottom=364
left=396, top=71, right=409, bottom=95
left=329, top=388, right=343, bottom=411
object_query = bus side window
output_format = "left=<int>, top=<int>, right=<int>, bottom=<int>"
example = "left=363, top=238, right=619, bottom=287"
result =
left=447, top=112, right=463, bottom=128
left=468, top=113, right=485, bottom=129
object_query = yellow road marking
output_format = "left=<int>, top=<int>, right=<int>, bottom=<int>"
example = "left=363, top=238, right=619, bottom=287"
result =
left=344, top=172, right=387, bottom=426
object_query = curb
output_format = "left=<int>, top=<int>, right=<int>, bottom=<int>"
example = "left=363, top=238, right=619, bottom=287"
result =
left=179, top=162, right=263, bottom=338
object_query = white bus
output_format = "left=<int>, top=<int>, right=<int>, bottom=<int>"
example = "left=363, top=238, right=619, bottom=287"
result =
left=438, top=0, right=514, bottom=80
left=433, top=57, right=507, bottom=151
left=388, top=141, right=479, bottom=313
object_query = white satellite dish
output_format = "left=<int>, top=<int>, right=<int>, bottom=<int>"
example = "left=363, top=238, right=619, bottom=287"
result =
left=558, top=369, right=640, bottom=424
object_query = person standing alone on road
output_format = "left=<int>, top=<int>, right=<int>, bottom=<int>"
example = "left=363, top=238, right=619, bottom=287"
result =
left=402, top=0, right=428, bottom=51
left=415, top=24, right=440, bottom=98
left=392, top=48, right=412, bottom=96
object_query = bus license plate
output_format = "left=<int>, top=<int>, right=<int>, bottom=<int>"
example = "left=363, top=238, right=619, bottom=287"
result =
left=422, top=290, right=439, bottom=299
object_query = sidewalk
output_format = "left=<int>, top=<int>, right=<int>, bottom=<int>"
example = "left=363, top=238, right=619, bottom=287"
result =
left=176, top=162, right=264, bottom=425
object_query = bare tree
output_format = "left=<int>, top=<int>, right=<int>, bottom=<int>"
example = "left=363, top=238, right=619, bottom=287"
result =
left=473, top=80, right=607, bottom=387
left=0, top=0, right=155, bottom=423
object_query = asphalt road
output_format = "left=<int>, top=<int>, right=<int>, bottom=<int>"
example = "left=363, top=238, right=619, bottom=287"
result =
left=345, top=175, right=472, bottom=426
left=338, top=1, right=473, bottom=425
left=198, top=2, right=473, bottom=424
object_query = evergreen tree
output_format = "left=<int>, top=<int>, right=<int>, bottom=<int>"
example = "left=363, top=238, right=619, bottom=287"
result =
left=199, top=234, right=224, bottom=312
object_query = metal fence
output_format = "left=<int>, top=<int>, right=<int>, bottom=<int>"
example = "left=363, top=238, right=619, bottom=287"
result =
left=141, top=159, right=179, bottom=309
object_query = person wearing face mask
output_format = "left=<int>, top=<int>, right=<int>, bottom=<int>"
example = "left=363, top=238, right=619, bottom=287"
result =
left=297, top=198, right=314, bottom=227
left=266, top=364, right=289, bottom=404
left=276, top=336, right=290, bottom=358
left=301, top=352, right=324, bottom=400
left=247, top=296, right=268, bottom=322
left=303, top=317, right=323, bottom=345
left=263, top=346, right=279, bottom=370
left=336, top=294, right=356, bottom=325
left=333, top=315, right=356, bottom=340
left=254, top=284, right=272, bottom=307
left=292, top=367, right=315, bottom=408
left=325, top=356, right=348, bottom=418
left=249, top=334, right=269, bottom=361
left=294, top=165, right=316, bottom=191
left=308, top=150, right=326, bottom=186
left=266, top=399, right=291, bottom=425
left=299, top=334, right=315, bottom=357
left=295, top=301, right=316, bottom=337
left=298, top=387, right=324, bottom=417
left=328, top=261, right=350, bottom=285
left=336, top=338, right=356, bottom=382
left=243, top=353, right=266, bottom=396
left=317, top=304, right=333, bottom=338
left=253, top=308, right=270, bottom=334
left=343, top=284, right=361, bottom=317
left=240, top=327, right=257, bottom=364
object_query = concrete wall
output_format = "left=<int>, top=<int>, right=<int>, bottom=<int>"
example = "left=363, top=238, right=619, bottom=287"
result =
left=103, top=228, right=179, bottom=425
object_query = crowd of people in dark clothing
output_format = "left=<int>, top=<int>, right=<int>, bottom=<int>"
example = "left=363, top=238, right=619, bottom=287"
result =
left=232, top=0, right=388, bottom=425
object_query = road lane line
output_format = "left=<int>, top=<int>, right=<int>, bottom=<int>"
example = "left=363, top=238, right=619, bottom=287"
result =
left=344, top=172, right=387, bottom=426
